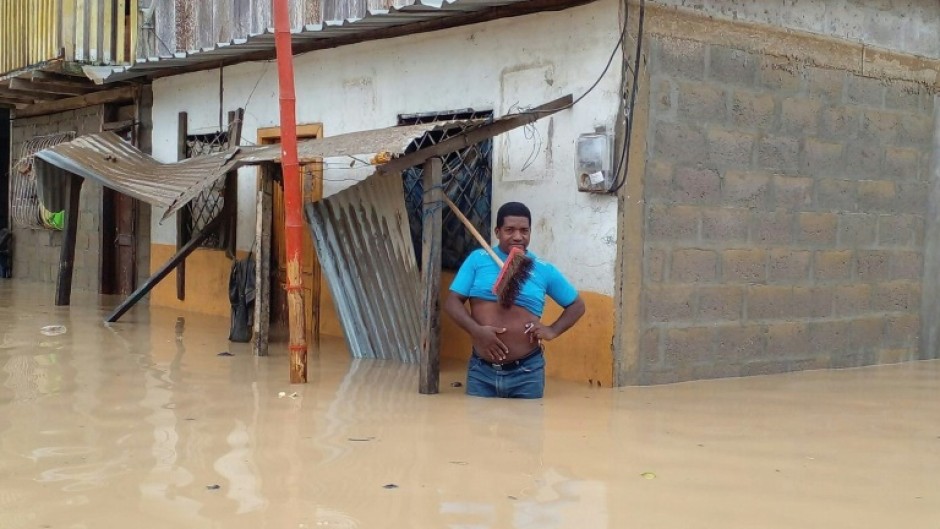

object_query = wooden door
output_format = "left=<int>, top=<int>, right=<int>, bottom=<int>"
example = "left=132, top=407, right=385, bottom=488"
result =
left=101, top=188, right=138, bottom=296
left=257, top=124, right=323, bottom=348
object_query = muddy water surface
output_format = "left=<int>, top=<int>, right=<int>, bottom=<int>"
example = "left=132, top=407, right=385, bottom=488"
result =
left=1, top=282, right=938, bottom=528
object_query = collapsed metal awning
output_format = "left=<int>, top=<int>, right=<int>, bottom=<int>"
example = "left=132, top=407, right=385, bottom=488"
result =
left=33, top=121, right=473, bottom=221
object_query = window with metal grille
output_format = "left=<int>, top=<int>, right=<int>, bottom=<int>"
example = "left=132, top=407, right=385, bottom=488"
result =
left=183, top=131, right=230, bottom=249
left=399, top=110, right=493, bottom=271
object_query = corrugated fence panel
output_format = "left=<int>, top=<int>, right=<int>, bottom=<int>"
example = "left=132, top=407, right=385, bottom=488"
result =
left=0, top=0, right=59, bottom=75
left=305, top=174, right=422, bottom=363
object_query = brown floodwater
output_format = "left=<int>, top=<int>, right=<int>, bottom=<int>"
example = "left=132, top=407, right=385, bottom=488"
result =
left=1, top=281, right=938, bottom=528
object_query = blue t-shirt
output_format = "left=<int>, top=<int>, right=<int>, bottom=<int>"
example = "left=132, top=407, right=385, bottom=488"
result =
left=449, top=246, right=578, bottom=318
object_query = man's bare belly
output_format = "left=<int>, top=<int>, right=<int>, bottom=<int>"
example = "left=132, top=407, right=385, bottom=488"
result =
left=469, top=298, right=541, bottom=361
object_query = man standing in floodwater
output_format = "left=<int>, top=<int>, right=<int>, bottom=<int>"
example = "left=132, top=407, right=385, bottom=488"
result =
left=443, top=202, right=586, bottom=398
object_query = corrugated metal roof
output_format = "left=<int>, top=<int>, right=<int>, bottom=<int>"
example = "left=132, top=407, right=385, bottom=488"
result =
left=82, top=0, right=530, bottom=84
left=32, top=121, right=476, bottom=221
left=305, top=173, right=422, bottom=362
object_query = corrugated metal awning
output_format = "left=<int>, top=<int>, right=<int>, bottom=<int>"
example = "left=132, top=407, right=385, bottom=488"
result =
left=32, top=121, right=478, bottom=221
left=81, top=0, right=580, bottom=85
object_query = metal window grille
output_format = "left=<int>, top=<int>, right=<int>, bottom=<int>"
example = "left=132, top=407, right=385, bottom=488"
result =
left=399, top=110, right=493, bottom=270
left=184, top=129, right=231, bottom=248
left=10, top=131, right=76, bottom=230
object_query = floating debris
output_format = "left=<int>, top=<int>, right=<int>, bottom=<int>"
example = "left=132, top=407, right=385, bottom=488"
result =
left=640, top=472, right=656, bottom=480
left=206, top=484, right=221, bottom=490
left=40, top=325, right=66, bottom=336
left=451, top=381, right=463, bottom=388
left=383, top=483, right=398, bottom=489
left=217, top=351, right=234, bottom=357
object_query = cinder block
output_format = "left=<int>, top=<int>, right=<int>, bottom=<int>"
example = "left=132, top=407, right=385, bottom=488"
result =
left=677, top=81, right=728, bottom=123
left=814, top=250, right=853, bottom=281
left=644, top=284, right=696, bottom=323
left=895, top=182, right=928, bottom=214
left=756, top=134, right=800, bottom=174
left=877, top=214, right=915, bottom=246
left=844, top=143, right=885, bottom=181
left=818, top=106, right=859, bottom=141
left=663, top=326, right=716, bottom=366
left=859, top=109, right=900, bottom=144
left=709, top=46, right=758, bottom=86
left=702, top=207, right=749, bottom=242
left=884, top=313, right=920, bottom=347
left=877, top=348, right=916, bottom=364
left=639, top=327, right=662, bottom=369
left=845, top=75, right=885, bottom=107
left=673, top=166, right=721, bottom=204
left=751, top=210, right=794, bottom=245
left=671, top=248, right=718, bottom=282
left=722, top=248, right=767, bottom=283
left=856, top=250, right=891, bottom=281
left=816, top=179, right=857, bottom=212
left=765, top=321, right=811, bottom=356
left=723, top=170, right=770, bottom=207
left=897, top=113, right=933, bottom=146
left=773, top=175, right=813, bottom=210
left=802, top=138, right=845, bottom=177
left=837, top=213, right=877, bottom=247
left=647, top=204, right=700, bottom=242
left=715, top=324, right=765, bottom=363
left=832, top=284, right=873, bottom=316
left=706, top=128, right=755, bottom=168
left=884, top=81, right=924, bottom=111
left=780, top=97, right=822, bottom=135
left=890, top=251, right=923, bottom=281
left=645, top=160, right=674, bottom=202
left=731, top=89, right=775, bottom=130
left=849, top=317, right=885, bottom=351
left=758, top=56, right=803, bottom=94
left=768, top=249, right=811, bottom=283
left=746, top=285, right=792, bottom=320
left=796, top=212, right=838, bottom=246
left=697, top=285, right=744, bottom=322
left=652, top=37, right=707, bottom=80
left=741, top=360, right=793, bottom=376
left=884, top=147, right=921, bottom=182
left=857, top=180, right=896, bottom=213
left=653, top=77, right=675, bottom=116
left=808, top=320, right=852, bottom=355
left=872, top=281, right=918, bottom=312
left=913, top=214, right=926, bottom=246
left=792, top=286, right=833, bottom=318
left=646, top=247, right=667, bottom=282
left=805, top=66, right=846, bottom=103
left=653, top=121, right=708, bottom=165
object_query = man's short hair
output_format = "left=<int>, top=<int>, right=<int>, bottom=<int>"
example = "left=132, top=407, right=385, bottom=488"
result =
left=496, top=202, right=531, bottom=228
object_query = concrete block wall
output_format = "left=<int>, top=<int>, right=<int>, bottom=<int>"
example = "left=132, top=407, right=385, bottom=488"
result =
left=10, top=106, right=105, bottom=291
left=637, top=36, right=934, bottom=384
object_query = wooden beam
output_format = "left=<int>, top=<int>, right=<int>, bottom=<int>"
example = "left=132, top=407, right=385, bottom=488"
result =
left=105, top=213, right=224, bottom=323
left=378, top=94, right=574, bottom=176
left=9, top=77, right=94, bottom=96
left=175, top=111, right=188, bottom=300
left=0, top=91, right=39, bottom=105
left=55, top=175, right=85, bottom=306
left=419, top=157, right=443, bottom=395
left=253, top=167, right=274, bottom=357
left=13, top=85, right=139, bottom=119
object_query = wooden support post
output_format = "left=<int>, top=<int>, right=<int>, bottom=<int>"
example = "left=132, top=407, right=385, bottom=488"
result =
left=419, top=158, right=443, bottom=394
left=175, top=111, right=188, bottom=300
left=253, top=168, right=274, bottom=357
left=55, top=174, right=84, bottom=306
left=105, top=214, right=224, bottom=323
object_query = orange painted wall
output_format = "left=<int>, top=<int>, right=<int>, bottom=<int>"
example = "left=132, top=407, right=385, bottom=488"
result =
left=151, top=244, right=614, bottom=386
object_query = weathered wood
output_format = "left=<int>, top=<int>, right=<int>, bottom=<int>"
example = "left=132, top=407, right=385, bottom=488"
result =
left=9, top=78, right=93, bottom=96
left=105, top=213, right=224, bottom=323
left=253, top=168, right=274, bottom=357
left=55, top=175, right=85, bottom=306
left=175, top=111, right=188, bottom=300
left=102, top=119, right=135, bottom=132
left=14, top=85, right=139, bottom=119
left=419, top=157, right=443, bottom=395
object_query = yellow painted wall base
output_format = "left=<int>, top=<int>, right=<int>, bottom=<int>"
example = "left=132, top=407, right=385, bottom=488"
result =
left=150, top=244, right=248, bottom=318
left=151, top=244, right=615, bottom=386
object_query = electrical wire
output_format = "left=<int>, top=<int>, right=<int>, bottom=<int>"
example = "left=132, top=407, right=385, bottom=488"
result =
left=609, top=0, right=645, bottom=194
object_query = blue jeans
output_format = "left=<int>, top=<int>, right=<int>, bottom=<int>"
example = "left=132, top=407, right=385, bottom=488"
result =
left=466, top=347, right=545, bottom=399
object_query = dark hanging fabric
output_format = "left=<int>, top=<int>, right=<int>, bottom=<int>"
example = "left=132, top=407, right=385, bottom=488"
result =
left=228, top=254, right=256, bottom=342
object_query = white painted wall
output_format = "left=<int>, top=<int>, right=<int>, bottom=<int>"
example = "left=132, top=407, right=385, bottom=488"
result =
left=150, top=0, right=624, bottom=296
left=653, top=0, right=940, bottom=59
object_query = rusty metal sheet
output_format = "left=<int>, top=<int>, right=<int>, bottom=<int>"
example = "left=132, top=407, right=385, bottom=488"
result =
left=305, top=172, right=421, bottom=362
left=32, top=121, right=477, bottom=221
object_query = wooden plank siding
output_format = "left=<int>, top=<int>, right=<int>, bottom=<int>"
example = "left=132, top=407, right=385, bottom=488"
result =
left=0, top=0, right=140, bottom=76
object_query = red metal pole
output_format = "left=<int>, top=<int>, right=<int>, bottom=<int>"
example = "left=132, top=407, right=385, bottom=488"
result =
left=272, top=0, right=307, bottom=383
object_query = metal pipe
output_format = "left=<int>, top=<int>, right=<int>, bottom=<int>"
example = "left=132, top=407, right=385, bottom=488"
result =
left=273, top=0, right=308, bottom=383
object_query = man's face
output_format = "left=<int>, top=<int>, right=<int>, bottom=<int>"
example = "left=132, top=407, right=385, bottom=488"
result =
left=495, top=215, right=531, bottom=254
